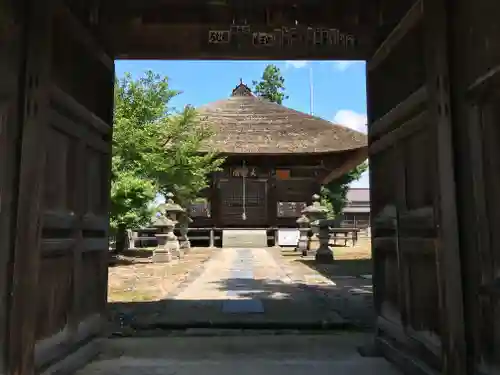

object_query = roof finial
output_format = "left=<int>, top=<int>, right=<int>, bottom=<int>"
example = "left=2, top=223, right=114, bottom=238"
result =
left=240, top=78, right=243, bottom=85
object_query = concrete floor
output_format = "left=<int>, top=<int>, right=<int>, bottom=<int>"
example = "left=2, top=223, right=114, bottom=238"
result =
left=77, top=333, right=402, bottom=375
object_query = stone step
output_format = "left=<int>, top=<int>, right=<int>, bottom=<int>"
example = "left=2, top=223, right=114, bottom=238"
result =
left=76, top=335, right=402, bottom=375
left=222, top=230, right=268, bottom=248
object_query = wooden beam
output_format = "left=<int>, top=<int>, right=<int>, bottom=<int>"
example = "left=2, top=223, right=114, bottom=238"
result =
left=54, top=3, right=113, bottom=71
left=368, top=0, right=423, bottom=72
left=320, top=147, right=367, bottom=184
left=370, top=85, right=428, bottom=140
left=369, top=110, right=428, bottom=155
left=106, top=23, right=374, bottom=60
left=422, top=0, right=467, bottom=373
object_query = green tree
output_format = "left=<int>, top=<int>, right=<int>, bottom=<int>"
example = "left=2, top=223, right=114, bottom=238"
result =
left=252, top=64, right=289, bottom=104
left=320, top=162, right=369, bottom=219
left=111, top=71, right=223, bottom=252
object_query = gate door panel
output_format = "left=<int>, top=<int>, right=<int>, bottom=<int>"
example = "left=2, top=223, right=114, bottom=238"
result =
left=6, top=1, right=115, bottom=374
left=367, top=0, right=465, bottom=374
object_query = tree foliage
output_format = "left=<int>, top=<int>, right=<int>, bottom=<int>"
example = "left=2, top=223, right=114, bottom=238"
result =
left=111, top=71, right=224, bottom=240
left=252, top=64, right=289, bottom=104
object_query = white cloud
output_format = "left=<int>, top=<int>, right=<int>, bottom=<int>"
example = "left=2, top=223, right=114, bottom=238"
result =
left=333, top=60, right=361, bottom=72
left=333, top=109, right=368, bottom=134
left=285, top=60, right=309, bottom=69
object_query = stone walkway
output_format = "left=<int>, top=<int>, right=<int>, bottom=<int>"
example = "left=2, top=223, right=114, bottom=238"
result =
left=116, top=247, right=368, bottom=330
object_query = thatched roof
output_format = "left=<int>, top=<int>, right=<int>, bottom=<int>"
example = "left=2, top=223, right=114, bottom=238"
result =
left=197, top=82, right=367, bottom=155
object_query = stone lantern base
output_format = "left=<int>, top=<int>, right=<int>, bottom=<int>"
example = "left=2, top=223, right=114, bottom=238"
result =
left=315, top=248, right=334, bottom=263
left=152, top=234, right=177, bottom=263
left=314, top=220, right=335, bottom=264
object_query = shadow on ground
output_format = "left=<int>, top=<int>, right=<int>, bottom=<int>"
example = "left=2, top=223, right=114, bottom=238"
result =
left=108, top=275, right=375, bottom=336
left=109, top=249, right=154, bottom=267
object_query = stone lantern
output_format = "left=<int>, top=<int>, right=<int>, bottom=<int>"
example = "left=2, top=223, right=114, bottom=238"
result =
left=151, top=214, right=178, bottom=263
left=301, top=194, right=329, bottom=250
left=178, top=213, right=193, bottom=253
left=314, top=219, right=335, bottom=263
left=163, top=192, right=185, bottom=221
left=296, top=214, right=311, bottom=256
left=162, top=192, right=185, bottom=258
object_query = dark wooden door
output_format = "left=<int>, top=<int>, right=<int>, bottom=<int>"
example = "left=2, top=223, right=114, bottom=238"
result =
left=5, top=1, right=115, bottom=374
left=0, top=1, right=23, bottom=373
left=219, top=178, right=268, bottom=227
left=448, top=0, right=500, bottom=373
left=367, top=0, right=466, bottom=374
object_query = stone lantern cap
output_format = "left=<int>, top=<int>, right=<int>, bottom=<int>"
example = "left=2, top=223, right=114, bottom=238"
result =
left=302, top=194, right=328, bottom=215
left=152, top=215, right=176, bottom=228
left=163, top=192, right=185, bottom=215
left=296, top=214, right=310, bottom=225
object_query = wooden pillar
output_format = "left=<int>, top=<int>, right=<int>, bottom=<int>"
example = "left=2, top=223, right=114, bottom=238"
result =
left=422, top=0, right=466, bottom=374
left=211, top=173, right=220, bottom=227
left=267, top=175, right=277, bottom=227
left=7, top=0, right=54, bottom=374
left=0, top=2, right=23, bottom=373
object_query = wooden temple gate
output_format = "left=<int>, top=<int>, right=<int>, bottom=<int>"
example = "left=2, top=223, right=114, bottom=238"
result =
left=0, top=0, right=499, bottom=375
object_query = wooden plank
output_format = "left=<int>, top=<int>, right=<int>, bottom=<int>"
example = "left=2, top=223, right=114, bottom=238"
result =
left=50, top=84, right=110, bottom=135
left=399, top=238, right=436, bottom=255
left=370, top=86, right=428, bottom=139
left=82, top=214, right=108, bottom=231
left=0, top=2, right=22, bottom=373
left=49, top=109, right=109, bottom=153
left=399, top=207, right=435, bottom=232
left=41, top=239, right=76, bottom=255
left=368, top=0, right=423, bottom=72
left=422, top=0, right=467, bottom=373
left=68, top=138, right=85, bottom=344
left=369, top=110, right=428, bottom=155
left=43, top=211, right=78, bottom=229
left=7, top=1, right=54, bottom=374
left=54, top=3, right=113, bottom=71
left=82, top=238, right=108, bottom=252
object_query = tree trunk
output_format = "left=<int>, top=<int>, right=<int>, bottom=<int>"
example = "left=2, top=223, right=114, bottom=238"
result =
left=115, top=224, right=129, bottom=254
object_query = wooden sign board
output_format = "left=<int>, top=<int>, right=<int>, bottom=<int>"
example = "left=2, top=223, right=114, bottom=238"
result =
left=204, top=24, right=371, bottom=60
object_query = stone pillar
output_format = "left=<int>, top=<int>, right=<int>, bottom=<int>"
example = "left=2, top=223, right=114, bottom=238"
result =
left=315, top=219, right=334, bottom=263
left=128, top=230, right=137, bottom=249
left=178, top=214, right=192, bottom=253
left=209, top=229, right=215, bottom=248
left=296, top=214, right=310, bottom=256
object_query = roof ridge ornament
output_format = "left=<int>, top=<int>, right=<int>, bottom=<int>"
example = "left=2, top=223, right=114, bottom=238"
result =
left=231, top=79, right=254, bottom=97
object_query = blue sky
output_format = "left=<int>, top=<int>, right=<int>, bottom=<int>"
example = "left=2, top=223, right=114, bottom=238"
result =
left=115, top=60, right=369, bottom=188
